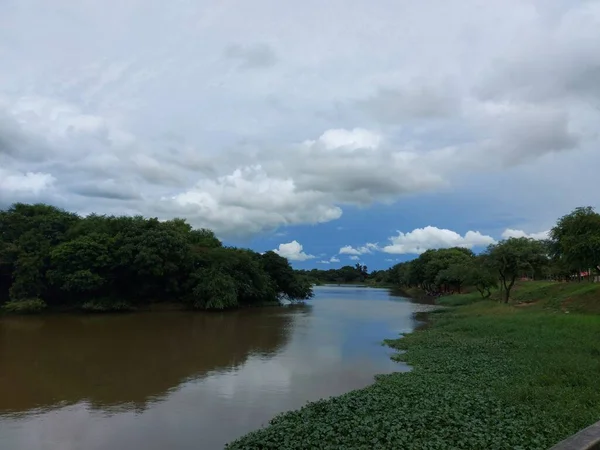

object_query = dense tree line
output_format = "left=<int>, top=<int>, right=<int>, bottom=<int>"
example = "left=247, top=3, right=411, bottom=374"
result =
left=379, top=206, right=600, bottom=303
left=297, top=263, right=369, bottom=285
left=0, top=203, right=312, bottom=313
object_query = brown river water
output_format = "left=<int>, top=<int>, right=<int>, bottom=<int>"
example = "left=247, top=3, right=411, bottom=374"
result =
left=0, top=286, right=433, bottom=450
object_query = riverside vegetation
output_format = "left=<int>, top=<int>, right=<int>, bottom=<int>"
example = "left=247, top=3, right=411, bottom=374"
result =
left=228, top=206, right=600, bottom=449
left=2, top=202, right=600, bottom=449
left=0, top=203, right=313, bottom=313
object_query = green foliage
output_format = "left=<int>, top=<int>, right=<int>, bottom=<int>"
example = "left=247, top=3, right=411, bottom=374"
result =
left=0, top=203, right=313, bottom=313
left=550, top=206, right=600, bottom=279
left=467, top=266, right=498, bottom=298
left=485, top=238, right=548, bottom=303
left=297, top=264, right=369, bottom=285
left=187, top=268, right=239, bottom=310
left=227, top=302, right=600, bottom=450
left=80, top=298, right=134, bottom=313
left=260, top=251, right=313, bottom=301
left=2, top=298, right=47, bottom=314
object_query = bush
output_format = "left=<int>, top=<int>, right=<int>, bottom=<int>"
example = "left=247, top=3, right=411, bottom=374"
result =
left=2, top=298, right=47, bottom=314
left=187, top=268, right=239, bottom=310
left=80, top=298, right=134, bottom=313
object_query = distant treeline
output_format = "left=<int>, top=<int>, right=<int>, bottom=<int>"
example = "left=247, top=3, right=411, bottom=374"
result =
left=0, top=203, right=312, bottom=313
left=296, top=263, right=369, bottom=285
left=306, top=207, right=600, bottom=303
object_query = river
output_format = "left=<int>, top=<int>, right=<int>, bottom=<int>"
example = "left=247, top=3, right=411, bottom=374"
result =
left=0, top=285, right=432, bottom=450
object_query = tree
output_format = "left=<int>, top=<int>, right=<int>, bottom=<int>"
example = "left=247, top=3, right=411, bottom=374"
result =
left=260, top=251, right=313, bottom=301
left=467, top=265, right=497, bottom=298
left=0, top=202, right=311, bottom=313
left=354, top=263, right=368, bottom=281
left=188, top=268, right=239, bottom=310
left=410, top=248, right=475, bottom=293
left=435, top=263, right=473, bottom=294
left=549, top=206, right=600, bottom=282
left=484, top=238, right=548, bottom=303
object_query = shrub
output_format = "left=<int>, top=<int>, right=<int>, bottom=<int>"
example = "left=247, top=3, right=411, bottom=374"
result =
left=80, top=298, right=134, bottom=313
left=2, top=298, right=47, bottom=314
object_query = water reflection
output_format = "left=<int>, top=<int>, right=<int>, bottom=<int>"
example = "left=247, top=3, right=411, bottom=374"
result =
left=0, top=286, right=432, bottom=450
left=0, top=307, right=303, bottom=414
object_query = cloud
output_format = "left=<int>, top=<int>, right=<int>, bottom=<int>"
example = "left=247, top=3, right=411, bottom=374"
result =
left=303, top=128, right=382, bottom=151
left=475, top=2, right=600, bottom=105
left=349, top=256, right=360, bottom=261
left=160, top=165, right=343, bottom=236
left=273, top=240, right=314, bottom=261
left=71, top=179, right=141, bottom=200
left=382, top=226, right=496, bottom=255
left=0, top=168, right=55, bottom=194
left=0, top=0, right=598, bottom=241
left=356, top=85, right=459, bottom=122
left=224, top=43, right=278, bottom=69
left=339, top=243, right=379, bottom=255
left=501, top=229, right=549, bottom=240
left=317, top=260, right=330, bottom=264
left=329, top=256, right=340, bottom=263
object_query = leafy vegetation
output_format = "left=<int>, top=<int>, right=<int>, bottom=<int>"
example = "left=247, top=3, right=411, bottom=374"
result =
left=227, top=298, right=600, bottom=449
left=371, top=206, right=600, bottom=305
left=485, top=238, right=548, bottom=302
left=227, top=206, right=600, bottom=449
left=1, top=298, right=47, bottom=314
left=0, top=203, right=312, bottom=313
left=297, top=263, right=369, bottom=285
left=550, top=206, right=600, bottom=281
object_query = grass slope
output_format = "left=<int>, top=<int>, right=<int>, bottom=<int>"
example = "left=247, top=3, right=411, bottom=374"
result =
left=437, top=280, right=600, bottom=313
left=226, top=282, right=600, bottom=450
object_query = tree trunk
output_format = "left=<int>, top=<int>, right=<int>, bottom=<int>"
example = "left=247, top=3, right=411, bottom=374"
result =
left=503, top=277, right=515, bottom=304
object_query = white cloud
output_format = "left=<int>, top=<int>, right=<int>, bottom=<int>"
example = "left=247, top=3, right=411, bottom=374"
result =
left=0, top=168, right=55, bottom=194
left=382, top=226, right=496, bottom=255
left=303, top=128, right=381, bottom=151
left=339, top=243, right=379, bottom=255
left=317, top=260, right=330, bottom=264
left=339, top=246, right=360, bottom=255
left=501, top=229, right=550, bottom=240
left=329, top=256, right=340, bottom=263
left=349, top=256, right=360, bottom=261
left=0, top=0, right=599, bottom=238
left=161, top=165, right=343, bottom=236
left=273, top=240, right=315, bottom=261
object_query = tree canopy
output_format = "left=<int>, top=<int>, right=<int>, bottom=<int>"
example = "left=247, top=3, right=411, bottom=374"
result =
left=483, top=237, right=548, bottom=303
left=0, top=203, right=313, bottom=313
left=549, top=206, right=600, bottom=279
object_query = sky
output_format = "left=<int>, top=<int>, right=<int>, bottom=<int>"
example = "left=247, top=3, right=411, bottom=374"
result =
left=1, top=0, right=599, bottom=270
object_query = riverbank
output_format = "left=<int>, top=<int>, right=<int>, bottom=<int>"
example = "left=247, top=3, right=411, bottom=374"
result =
left=226, top=281, right=600, bottom=449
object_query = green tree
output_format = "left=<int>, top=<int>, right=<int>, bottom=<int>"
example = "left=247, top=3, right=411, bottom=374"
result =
left=467, top=266, right=497, bottom=298
left=260, top=251, right=313, bottom=301
left=485, top=238, right=548, bottom=303
left=435, top=262, right=473, bottom=294
left=549, top=206, right=600, bottom=282
left=187, top=267, right=239, bottom=310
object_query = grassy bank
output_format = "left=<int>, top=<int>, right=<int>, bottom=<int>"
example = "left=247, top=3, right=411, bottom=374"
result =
left=226, top=281, right=600, bottom=449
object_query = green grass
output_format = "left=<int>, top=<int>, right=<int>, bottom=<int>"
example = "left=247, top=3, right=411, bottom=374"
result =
left=226, top=282, right=600, bottom=450
left=436, top=291, right=483, bottom=306
left=435, top=280, right=600, bottom=313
